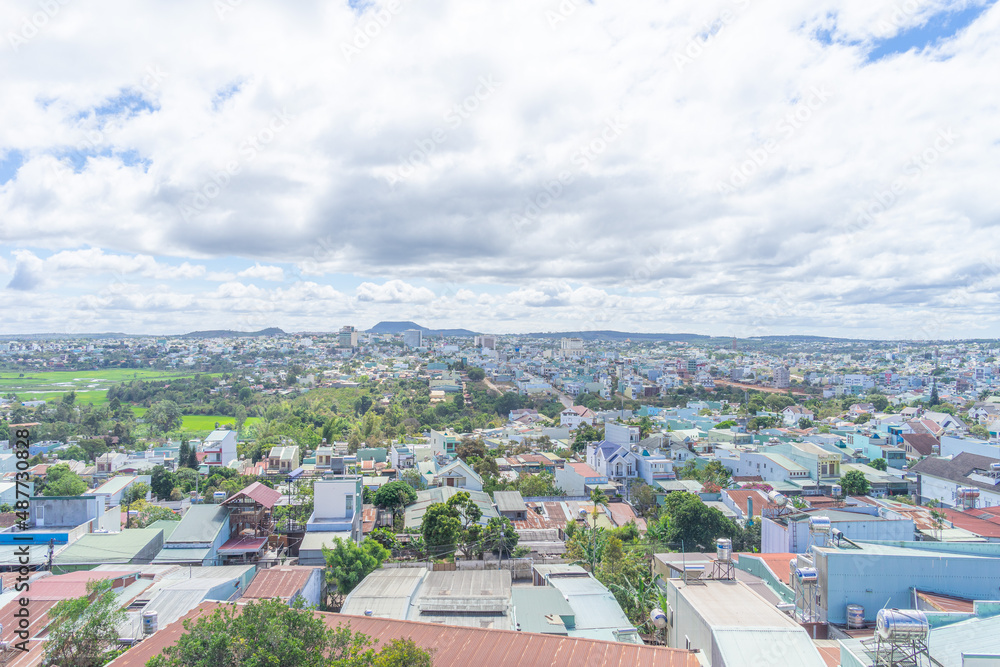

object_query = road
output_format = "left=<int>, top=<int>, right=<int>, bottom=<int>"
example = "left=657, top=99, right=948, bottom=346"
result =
left=712, top=378, right=811, bottom=398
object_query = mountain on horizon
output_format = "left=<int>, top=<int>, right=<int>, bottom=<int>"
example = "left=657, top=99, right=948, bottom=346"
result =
left=179, top=327, right=286, bottom=339
left=367, top=321, right=478, bottom=337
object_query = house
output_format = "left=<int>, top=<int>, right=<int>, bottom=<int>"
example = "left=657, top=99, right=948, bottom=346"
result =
left=634, top=439, right=676, bottom=484
left=586, top=441, right=639, bottom=485
left=761, top=508, right=914, bottom=554
left=267, top=445, right=300, bottom=472
left=299, top=477, right=364, bottom=565
left=153, top=504, right=232, bottom=566
left=554, top=462, right=610, bottom=497
left=390, top=443, right=416, bottom=469
left=240, top=566, right=326, bottom=608
left=604, top=422, right=641, bottom=447
left=418, top=457, right=484, bottom=492
left=202, top=429, right=238, bottom=467
left=429, top=429, right=461, bottom=457
left=494, top=490, right=528, bottom=521
left=781, top=405, right=815, bottom=427
left=404, top=486, right=499, bottom=530
left=559, top=405, right=596, bottom=429
left=95, top=452, right=128, bottom=477
left=733, top=451, right=811, bottom=484
left=911, top=452, right=1000, bottom=509
left=91, top=475, right=151, bottom=509
left=900, top=433, right=939, bottom=459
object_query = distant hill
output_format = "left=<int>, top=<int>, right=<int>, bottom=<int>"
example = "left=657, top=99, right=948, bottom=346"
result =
left=367, top=321, right=478, bottom=337
left=179, top=327, right=286, bottom=339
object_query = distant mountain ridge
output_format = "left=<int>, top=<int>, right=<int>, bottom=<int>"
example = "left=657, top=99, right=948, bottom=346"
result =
left=179, top=327, right=286, bottom=339
left=367, top=321, right=479, bottom=337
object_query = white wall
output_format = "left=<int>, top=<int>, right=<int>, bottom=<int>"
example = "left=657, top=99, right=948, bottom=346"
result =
left=314, top=480, right=355, bottom=520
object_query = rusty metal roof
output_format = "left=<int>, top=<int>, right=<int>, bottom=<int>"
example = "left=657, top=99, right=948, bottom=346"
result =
left=241, top=566, right=320, bottom=601
left=107, top=602, right=701, bottom=667
left=915, top=589, right=975, bottom=613
left=217, top=536, right=268, bottom=554
left=222, top=481, right=281, bottom=509
left=0, top=598, right=59, bottom=667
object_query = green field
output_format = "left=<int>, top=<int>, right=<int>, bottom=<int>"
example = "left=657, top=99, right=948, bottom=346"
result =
left=0, top=369, right=214, bottom=406
left=178, top=415, right=261, bottom=432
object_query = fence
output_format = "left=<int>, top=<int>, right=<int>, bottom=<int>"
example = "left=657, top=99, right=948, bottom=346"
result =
left=456, top=557, right=534, bottom=580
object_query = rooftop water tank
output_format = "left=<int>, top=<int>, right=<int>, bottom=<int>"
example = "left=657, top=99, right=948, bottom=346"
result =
left=768, top=490, right=788, bottom=508
left=795, top=567, right=818, bottom=583
left=847, top=604, right=865, bottom=629
left=876, top=609, right=929, bottom=642
left=830, top=484, right=842, bottom=498
left=650, top=608, right=668, bottom=629
left=142, top=611, right=158, bottom=635
left=958, top=487, right=980, bottom=499
left=716, top=538, right=732, bottom=563
left=809, top=516, right=832, bottom=534
left=213, top=491, right=227, bottom=501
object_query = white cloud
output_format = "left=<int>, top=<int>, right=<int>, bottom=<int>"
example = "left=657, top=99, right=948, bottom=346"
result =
left=238, top=263, right=285, bottom=281
left=0, top=0, right=998, bottom=336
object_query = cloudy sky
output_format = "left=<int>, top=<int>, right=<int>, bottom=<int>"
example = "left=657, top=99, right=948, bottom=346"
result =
left=1, top=0, right=998, bottom=339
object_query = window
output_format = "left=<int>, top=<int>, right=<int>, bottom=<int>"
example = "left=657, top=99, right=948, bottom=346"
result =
left=346, top=494, right=354, bottom=512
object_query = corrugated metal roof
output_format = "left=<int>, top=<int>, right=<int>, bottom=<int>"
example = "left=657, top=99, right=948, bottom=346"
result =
left=713, top=628, right=828, bottom=666
left=511, top=587, right=572, bottom=635
left=217, top=536, right=267, bottom=553
left=242, top=566, right=319, bottom=601
left=222, top=481, right=281, bottom=509
left=493, top=490, right=526, bottom=513
left=152, top=547, right=210, bottom=563
left=106, top=602, right=702, bottom=667
left=54, top=528, right=163, bottom=566
left=167, top=504, right=230, bottom=544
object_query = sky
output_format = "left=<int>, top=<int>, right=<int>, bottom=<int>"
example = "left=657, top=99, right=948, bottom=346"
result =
left=1, top=0, right=998, bottom=339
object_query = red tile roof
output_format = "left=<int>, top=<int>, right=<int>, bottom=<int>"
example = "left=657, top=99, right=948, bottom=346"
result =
left=29, top=571, right=137, bottom=600
left=107, top=602, right=701, bottom=667
left=241, top=566, right=318, bottom=601
left=222, top=481, right=281, bottom=509
left=723, top=489, right=778, bottom=517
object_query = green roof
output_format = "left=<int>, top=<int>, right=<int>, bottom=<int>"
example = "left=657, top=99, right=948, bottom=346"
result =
left=167, top=505, right=229, bottom=544
left=147, top=519, right=181, bottom=541
left=53, top=528, right=163, bottom=565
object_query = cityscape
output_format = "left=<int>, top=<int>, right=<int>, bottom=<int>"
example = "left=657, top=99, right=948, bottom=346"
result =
left=3, top=0, right=1000, bottom=665
left=2, top=326, right=1000, bottom=665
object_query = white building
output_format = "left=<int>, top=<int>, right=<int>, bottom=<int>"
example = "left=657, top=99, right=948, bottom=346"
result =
left=203, top=430, right=238, bottom=468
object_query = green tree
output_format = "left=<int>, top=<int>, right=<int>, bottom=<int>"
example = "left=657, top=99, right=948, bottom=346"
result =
left=146, top=598, right=417, bottom=667
left=840, top=469, right=871, bottom=496
left=970, top=424, right=990, bottom=440
left=421, top=502, right=462, bottom=558
left=44, top=464, right=88, bottom=497
left=854, top=413, right=872, bottom=425
left=516, top=471, right=563, bottom=497
left=136, top=504, right=181, bottom=528
left=147, top=400, right=183, bottom=434
left=467, top=368, right=485, bottom=382
left=323, top=537, right=389, bottom=603
left=482, top=515, right=518, bottom=558
left=661, top=492, right=737, bottom=551
left=44, top=579, right=126, bottom=667
left=869, top=458, right=888, bottom=472
left=78, top=438, right=109, bottom=462
left=122, top=482, right=151, bottom=528
left=868, top=394, right=889, bottom=412
left=798, top=418, right=814, bottom=429
left=630, top=482, right=658, bottom=518
left=372, top=481, right=417, bottom=526
left=150, top=465, right=176, bottom=500
left=400, top=468, right=425, bottom=490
